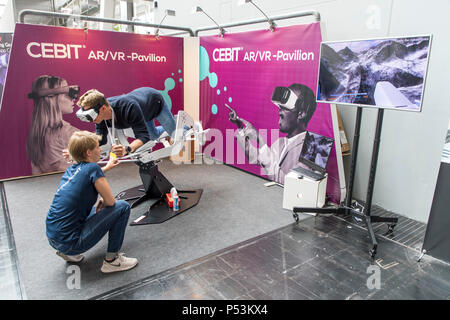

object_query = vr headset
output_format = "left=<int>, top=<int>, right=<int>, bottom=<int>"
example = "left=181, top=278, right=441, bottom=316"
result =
left=271, top=86, right=298, bottom=110
left=28, top=85, right=80, bottom=100
left=76, top=102, right=103, bottom=122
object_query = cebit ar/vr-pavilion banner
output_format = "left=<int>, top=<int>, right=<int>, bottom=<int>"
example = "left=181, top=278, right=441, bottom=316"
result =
left=0, top=24, right=184, bottom=181
left=200, top=23, right=341, bottom=203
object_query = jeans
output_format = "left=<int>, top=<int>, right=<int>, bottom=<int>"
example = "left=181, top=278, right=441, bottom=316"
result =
left=146, top=100, right=176, bottom=140
left=48, top=200, right=131, bottom=256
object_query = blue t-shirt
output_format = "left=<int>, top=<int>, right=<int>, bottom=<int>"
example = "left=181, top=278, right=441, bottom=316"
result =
left=46, top=162, right=104, bottom=244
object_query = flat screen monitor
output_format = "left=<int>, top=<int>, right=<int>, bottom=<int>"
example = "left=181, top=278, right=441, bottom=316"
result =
left=299, top=131, right=334, bottom=174
left=316, top=35, right=432, bottom=112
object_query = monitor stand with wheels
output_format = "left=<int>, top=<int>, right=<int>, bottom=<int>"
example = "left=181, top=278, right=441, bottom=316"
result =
left=293, top=107, right=398, bottom=259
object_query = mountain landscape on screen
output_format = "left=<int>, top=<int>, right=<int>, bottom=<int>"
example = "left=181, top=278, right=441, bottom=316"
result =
left=318, top=36, right=430, bottom=111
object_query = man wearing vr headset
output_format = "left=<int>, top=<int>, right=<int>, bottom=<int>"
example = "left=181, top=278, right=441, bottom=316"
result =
left=229, top=83, right=316, bottom=184
left=75, top=87, right=175, bottom=158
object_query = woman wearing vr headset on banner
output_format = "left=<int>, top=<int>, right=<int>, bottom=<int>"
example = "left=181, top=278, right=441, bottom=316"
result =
left=72, top=87, right=176, bottom=159
left=228, top=83, right=316, bottom=184
left=26, top=75, right=81, bottom=174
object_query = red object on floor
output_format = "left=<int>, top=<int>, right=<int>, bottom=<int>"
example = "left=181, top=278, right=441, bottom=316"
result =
left=165, top=193, right=173, bottom=207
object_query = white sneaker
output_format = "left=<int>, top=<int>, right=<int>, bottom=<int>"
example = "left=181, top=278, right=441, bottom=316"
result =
left=100, top=253, right=138, bottom=274
left=56, top=251, right=84, bottom=263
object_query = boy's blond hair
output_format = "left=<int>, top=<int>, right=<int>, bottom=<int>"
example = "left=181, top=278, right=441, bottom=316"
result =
left=77, top=89, right=109, bottom=110
left=68, top=131, right=102, bottom=163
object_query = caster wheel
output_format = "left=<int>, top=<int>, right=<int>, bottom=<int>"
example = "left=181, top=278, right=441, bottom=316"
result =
left=293, top=213, right=299, bottom=223
left=383, top=223, right=396, bottom=236
left=369, top=249, right=376, bottom=259
left=387, top=224, right=396, bottom=233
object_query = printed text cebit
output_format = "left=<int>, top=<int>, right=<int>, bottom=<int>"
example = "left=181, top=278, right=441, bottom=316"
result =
left=26, top=42, right=167, bottom=62
left=212, top=47, right=314, bottom=62
left=27, top=42, right=83, bottom=59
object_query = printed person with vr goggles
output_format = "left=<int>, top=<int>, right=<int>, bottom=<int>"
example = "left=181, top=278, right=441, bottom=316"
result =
left=72, top=87, right=176, bottom=159
left=228, top=83, right=317, bottom=184
left=26, top=75, right=81, bottom=174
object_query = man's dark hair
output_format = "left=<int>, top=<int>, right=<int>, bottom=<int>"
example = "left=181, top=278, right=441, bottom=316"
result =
left=288, top=83, right=317, bottom=125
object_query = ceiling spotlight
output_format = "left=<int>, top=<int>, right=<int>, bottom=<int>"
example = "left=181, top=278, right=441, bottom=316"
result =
left=193, top=6, right=225, bottom=37
left=237, top=0, right=252, bottom=6
left=155, top=9, right=176, bottom=38
left=239, top=0, right=275, bottom=31
left=191, top=6, right=203, bottom=14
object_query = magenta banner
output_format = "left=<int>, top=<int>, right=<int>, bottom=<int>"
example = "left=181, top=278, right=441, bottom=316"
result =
left=199, top=23, right=341, bottom=203
left=0, top=24, right=183, bottom=180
